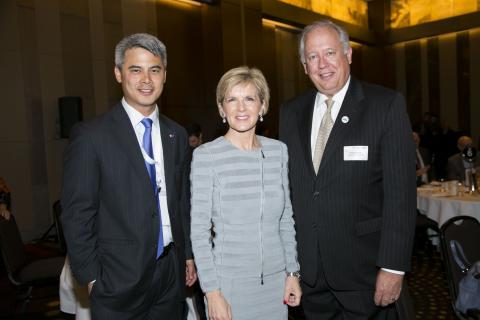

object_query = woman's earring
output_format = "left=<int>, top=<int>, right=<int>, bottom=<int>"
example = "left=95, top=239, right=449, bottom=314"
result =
left=222, top=117, right=226, bottom=124
left=259, top=114, right=263, bottom=122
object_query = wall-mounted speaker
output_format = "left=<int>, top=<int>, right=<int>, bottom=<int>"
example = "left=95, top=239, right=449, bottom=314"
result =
left=59, top=96, right=83, bottom=139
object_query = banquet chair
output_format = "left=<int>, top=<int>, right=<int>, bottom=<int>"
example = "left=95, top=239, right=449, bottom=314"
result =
left=440, top=216, right=480, bottom=320
left=0, top=215, right=65, bottom=313
left=415, top=210, right=440, bottom=252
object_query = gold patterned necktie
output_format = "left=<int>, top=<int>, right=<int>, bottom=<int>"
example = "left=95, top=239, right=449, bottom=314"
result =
left=312, top=98, right=334, bottom=174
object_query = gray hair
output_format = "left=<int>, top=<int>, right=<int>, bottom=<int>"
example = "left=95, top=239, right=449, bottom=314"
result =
left=298, top=20, right=350, bottom=64
left=115, top=33, right=167, bottom=68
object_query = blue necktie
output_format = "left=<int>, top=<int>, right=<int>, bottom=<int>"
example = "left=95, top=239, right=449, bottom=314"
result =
left=141, top=118, right=164, bottom=258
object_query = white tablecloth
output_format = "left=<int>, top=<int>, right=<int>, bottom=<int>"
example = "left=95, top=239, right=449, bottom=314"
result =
left=417, top=189, right=480, bottom=226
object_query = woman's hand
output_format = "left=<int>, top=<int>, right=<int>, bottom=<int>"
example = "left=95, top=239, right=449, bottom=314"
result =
left=284, top=276, right=302, bottom=307
left=206, top=290, right=232, bottom=320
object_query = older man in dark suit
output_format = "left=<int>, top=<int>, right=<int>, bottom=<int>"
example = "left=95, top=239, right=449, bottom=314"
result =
left=61, top=33, right=196, bottom=320
left=279, top=20, right=416, bottom=319
left=413, top=131, right=433, bottom=185
left=447, top=135, right=480, bottom=183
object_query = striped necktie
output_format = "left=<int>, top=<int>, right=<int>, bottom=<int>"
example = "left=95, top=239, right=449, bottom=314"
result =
left=312, top=98, right=334, bottom=174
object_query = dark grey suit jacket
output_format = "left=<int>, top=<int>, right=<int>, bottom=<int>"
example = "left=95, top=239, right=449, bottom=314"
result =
left=447, top=153, right=480, bottom=182
left=61, top=103, right=191, bottom=311
left=279, top=78, right=416, bottom=290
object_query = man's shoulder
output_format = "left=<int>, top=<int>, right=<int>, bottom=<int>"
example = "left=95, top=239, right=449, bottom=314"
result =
left=356, top=79, right=400, bottom=100
left=448, top=153, right=462, bottom=162
left=158, top=113, right=188, bottom=138
left=71, top=103, right=122, bottom=134
left=282, top=89, right=317, bottom=109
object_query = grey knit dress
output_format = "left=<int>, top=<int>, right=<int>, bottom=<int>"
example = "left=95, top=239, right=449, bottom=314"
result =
left=190, top=136, right=299, bottom=320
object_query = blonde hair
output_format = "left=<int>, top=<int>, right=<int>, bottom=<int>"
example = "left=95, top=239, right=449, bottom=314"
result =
left=216, top=66, right=270, bottom=114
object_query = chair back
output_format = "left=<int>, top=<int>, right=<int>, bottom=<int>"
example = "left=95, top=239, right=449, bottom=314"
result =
left=440, top=216, right=480, bottom=305
left=0, top=215, right=28, bottom=285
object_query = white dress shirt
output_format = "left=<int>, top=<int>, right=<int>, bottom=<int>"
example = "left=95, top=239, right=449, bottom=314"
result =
left=309, top=79, right=404, bottom=276
left=310, top=77, right=350, bottom=158
left=416, top=148, right=429, bottom=184
left=122, top=98, right=173, bottom=246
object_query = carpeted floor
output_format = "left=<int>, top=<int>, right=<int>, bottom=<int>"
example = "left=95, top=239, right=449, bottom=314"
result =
left=287, top=244, right=456, bottom=320
left=406, top=245, right=454, bottom=320
left=0, top=243, right=455, bottom=319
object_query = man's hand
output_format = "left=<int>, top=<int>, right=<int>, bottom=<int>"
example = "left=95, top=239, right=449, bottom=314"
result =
left=416, top=165, right=430, bottom=177
left=185, top=259, right=197, bottom=287
left=87, top=281, right=95, bottom=295
left=374, top=269, right=403, bottom=306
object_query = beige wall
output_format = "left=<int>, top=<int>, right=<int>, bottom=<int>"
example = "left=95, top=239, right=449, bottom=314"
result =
left=470, top=28, right=480, bottom=146
left=438, top=33, right=458, bottom=130
left=391, top=28, right=480, bottom=145
left=0, top=0, right=289, bottom=239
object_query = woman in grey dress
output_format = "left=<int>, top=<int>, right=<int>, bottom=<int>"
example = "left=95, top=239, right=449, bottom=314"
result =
left=190, top=66, right=301, bottom=320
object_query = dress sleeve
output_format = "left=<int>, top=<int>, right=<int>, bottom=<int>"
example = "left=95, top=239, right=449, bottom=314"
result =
left=279, top=143, right=300, bottom=273
left=190, top=145, right=219, bottom=292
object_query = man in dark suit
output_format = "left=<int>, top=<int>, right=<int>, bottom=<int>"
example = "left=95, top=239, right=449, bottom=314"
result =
left=279, top=20, right=416, bottom=319
left=61, top=33, right=196, bottom=320
left=447, top=135, right=480, bottom=183
left=413, top=131, right=433, bottom=185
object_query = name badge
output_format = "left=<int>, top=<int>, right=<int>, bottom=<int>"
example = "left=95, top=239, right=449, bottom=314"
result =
left=344, top=146, right=368, bottom=161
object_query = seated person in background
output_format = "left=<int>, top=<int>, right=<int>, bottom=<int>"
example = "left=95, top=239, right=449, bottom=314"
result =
left=447, top=136, right=480, bottom=182
left=186, top=123, right=203, bottom=149
left=0, top=177, right=11, bottom=220
left=413, top=132, right=433, bottom=185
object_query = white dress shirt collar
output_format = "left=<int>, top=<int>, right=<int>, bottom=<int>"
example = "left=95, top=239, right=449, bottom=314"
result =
left=310, top=76, right=351, bottom=156
left=121, top=98, right=159, bottom=128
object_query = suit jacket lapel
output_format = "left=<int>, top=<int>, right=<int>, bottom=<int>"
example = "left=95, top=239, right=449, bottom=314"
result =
left=110, top=104, right=154, bottom=197
left=298, top=90, right=317, bottom=178
left=159, top=115, right=176, bottom=211
left=317, top=78, right=364, bottom=175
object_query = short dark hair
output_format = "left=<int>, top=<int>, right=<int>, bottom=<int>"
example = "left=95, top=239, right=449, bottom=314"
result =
left=186, top=123, right=202, bottom=138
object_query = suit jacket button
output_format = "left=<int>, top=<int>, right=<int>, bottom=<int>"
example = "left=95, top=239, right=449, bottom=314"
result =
left=313, top=191, right=320, bottom=198
left=152, top=212, right=157, bottom=218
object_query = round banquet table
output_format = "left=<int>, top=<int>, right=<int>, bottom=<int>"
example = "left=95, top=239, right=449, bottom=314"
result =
left=417, top=186, right=480, bottom=226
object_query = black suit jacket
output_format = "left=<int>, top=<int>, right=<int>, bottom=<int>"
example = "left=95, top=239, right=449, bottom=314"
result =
left=279, top=78, right=416, bottom=290
left=61, top=103, right=191, bottom=311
